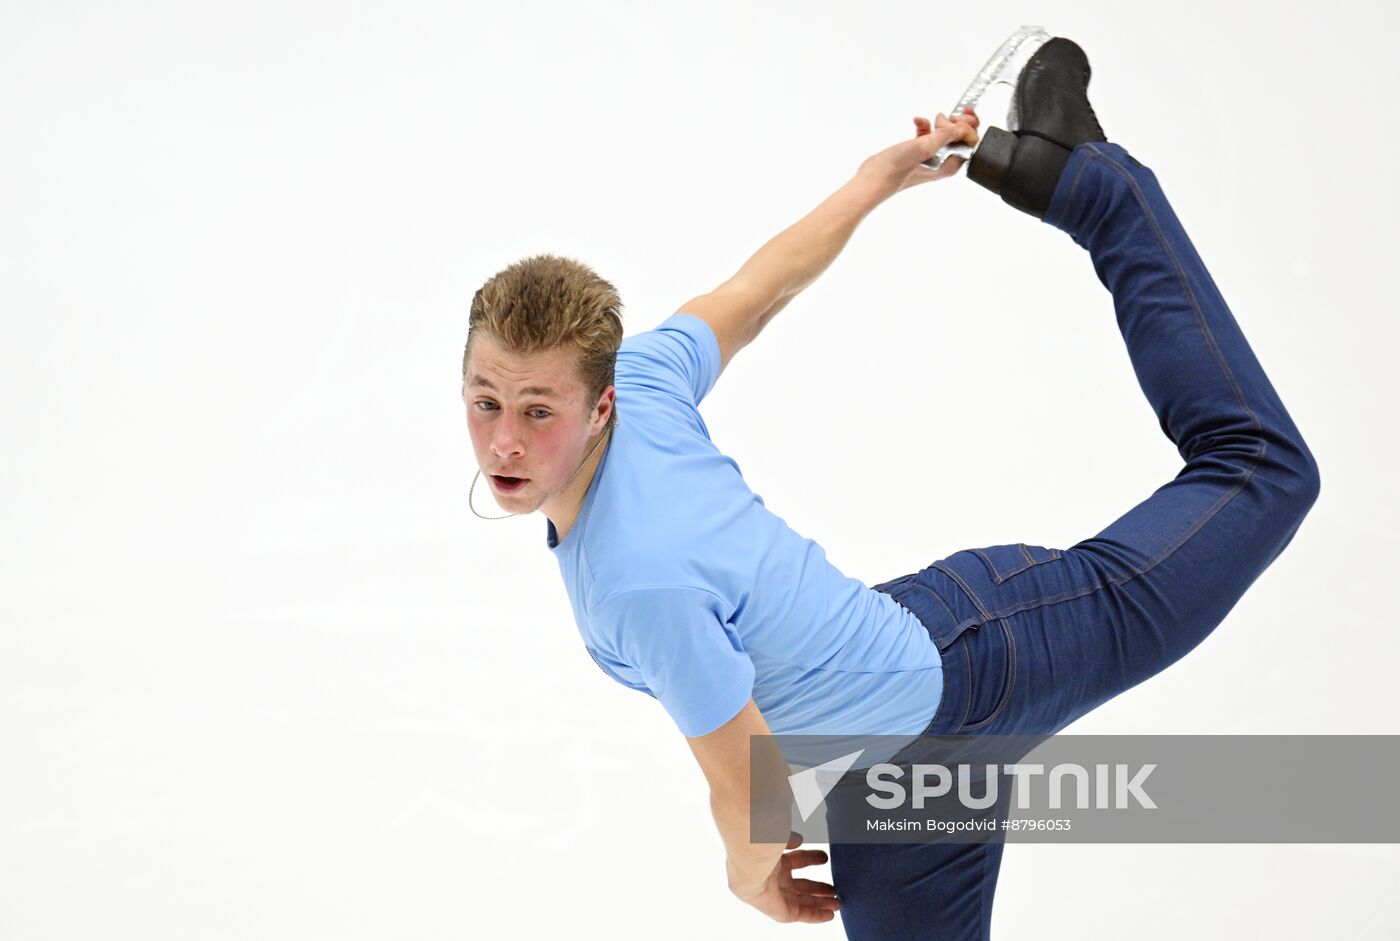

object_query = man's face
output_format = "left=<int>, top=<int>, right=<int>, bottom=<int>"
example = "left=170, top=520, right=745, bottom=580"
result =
left=462, top=333, right=610, bottom=514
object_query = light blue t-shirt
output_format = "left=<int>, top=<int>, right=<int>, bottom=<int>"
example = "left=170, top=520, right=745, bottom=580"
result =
left=547, top=313, right=942, bottom=757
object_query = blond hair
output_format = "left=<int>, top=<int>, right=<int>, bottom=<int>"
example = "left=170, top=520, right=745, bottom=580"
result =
left=463, top=253, right=623, bottom=425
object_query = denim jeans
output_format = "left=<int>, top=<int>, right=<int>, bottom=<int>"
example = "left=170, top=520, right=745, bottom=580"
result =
left=826, top=142, right=1321, bottom=940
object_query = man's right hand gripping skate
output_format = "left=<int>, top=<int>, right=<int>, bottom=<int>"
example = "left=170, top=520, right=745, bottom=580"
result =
left=858, top=108, right=981, bottom=197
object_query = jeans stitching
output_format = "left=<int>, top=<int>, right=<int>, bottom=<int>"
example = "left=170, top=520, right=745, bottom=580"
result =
left=971, top=547, right=1014, bottom=583
left=931, top=561, right=994, bottom=620
left=1052, top=149, right=1095, bottom=228
left=962, top=618, right=1017, bottom=732
left=1082, top=144, right=1266, bottom=440
left=897, top=579, right=974, bottom=732
left=971, top=545, right=1063, bottom=586
left=1002, top=620, right=1018, bottom=720
left=905, top=581, right=960, bottom=631
left=969, top=450, right=1266, bottom=623
left=959, top=640, right=973, bottom=729
left=978, top=842, right=990, bottom=940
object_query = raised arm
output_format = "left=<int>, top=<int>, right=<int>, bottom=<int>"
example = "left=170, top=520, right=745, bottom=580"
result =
left=677, top=111, right=980, bottom=376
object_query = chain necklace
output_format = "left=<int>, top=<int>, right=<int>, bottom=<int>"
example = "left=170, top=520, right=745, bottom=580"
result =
left=467, top=412, right=618, bottom=521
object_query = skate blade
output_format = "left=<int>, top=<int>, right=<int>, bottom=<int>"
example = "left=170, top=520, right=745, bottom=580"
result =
left=922, top=25, right=1052, bottom=172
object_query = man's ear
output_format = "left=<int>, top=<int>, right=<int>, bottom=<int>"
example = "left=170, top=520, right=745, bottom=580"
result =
left=593, top=386, right=617, bottom=429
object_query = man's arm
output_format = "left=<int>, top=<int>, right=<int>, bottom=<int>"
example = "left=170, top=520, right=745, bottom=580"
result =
left=687, top=698, right=841, bottom=924
left=686, top=698, right=791, bottom=892
left=676, top=172, right=892, bottom=376
left=677, top=114, right=980, bottom=376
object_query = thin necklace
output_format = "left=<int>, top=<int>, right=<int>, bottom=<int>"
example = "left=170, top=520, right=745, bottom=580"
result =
left=468, top=413, right=618, bottom=520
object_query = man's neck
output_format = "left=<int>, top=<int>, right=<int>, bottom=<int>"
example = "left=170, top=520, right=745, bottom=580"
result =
left=544, top=425, right=613, bottom=545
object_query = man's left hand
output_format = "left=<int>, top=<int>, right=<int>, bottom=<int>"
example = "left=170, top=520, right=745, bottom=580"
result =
left=729, top=831, right=842, bottom=925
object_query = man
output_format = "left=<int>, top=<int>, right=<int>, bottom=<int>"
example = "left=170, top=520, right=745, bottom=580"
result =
left=462, top=36, right=1320, bottom=939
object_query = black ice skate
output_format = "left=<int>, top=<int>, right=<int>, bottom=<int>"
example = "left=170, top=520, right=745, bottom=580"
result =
left=925, top=27, right=1109, bottom=220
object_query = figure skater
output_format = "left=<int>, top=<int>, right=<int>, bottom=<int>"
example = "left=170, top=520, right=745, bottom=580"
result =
left=462, top=33, right=1319, bottom=939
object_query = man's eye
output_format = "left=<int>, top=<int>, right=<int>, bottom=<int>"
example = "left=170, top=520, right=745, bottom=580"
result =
left=473, top=402, right=549, bottom=419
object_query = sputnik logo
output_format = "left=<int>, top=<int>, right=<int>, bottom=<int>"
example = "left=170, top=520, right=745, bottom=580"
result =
left=788, top=749, right=866, bottom=822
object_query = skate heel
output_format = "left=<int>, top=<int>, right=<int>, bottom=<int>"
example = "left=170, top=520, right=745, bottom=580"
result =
left=968, top=128, right=1073, bottom=219
left=999, top=133, right=1072, bottom=218
left=966, top=126, right=1017, bottom=192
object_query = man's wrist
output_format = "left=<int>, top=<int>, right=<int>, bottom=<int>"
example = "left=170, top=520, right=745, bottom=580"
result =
left=853, top=161, right=904, bottom=202
left=726, top=857, right=770, bottom=900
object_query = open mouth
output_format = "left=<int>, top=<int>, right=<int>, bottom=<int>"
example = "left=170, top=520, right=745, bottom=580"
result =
left=492, top=475, right=529, bottom=493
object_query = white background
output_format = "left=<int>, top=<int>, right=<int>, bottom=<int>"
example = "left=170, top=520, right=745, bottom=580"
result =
left=3, top=1, right=1397, bottom=938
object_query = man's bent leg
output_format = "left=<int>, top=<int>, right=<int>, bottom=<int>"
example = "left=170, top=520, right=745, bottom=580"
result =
left=899, top=141, right=1321, bottom=737
left=832, top=140, right=1321, bottom=940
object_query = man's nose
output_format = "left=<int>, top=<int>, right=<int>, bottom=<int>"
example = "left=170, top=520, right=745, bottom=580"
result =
left=489, top=412, right=525, bottom=456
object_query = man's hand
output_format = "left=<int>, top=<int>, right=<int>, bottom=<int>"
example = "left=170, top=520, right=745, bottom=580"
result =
left=729, top=831, right=842, bottom=925
left=858, top=107, right=981, bottom=196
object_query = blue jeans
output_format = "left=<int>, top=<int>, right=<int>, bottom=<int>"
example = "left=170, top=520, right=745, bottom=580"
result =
left=826, top=142, right=1321, bottom=940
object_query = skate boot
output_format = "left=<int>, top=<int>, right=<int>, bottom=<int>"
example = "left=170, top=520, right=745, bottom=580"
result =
left=966, top=36, right=1108, bottom=219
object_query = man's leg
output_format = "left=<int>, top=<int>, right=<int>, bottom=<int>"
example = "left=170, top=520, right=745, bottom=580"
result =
left=826, top=836, right=1007, bottom=940
left=910, top=140, right=1322, bottom=738
left=829, top=140, right=1320, bottom=939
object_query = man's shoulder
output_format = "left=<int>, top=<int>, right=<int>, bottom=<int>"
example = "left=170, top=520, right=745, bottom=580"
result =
left=616, top=314, right=722, bottom=406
